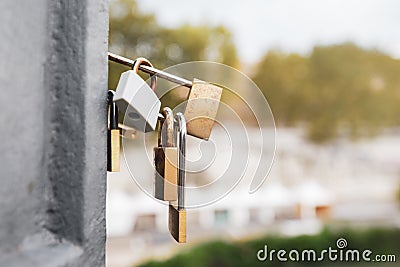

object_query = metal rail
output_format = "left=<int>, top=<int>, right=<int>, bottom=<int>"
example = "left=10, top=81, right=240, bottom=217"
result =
left=108, top=52, right=192, bottom=88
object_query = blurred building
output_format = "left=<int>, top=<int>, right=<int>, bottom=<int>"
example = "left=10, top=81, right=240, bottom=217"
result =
left=106, top=127, right=400, bottom=267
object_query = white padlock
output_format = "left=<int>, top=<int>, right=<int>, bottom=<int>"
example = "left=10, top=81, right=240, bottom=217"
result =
left=114, top=58, right=161, bottom=132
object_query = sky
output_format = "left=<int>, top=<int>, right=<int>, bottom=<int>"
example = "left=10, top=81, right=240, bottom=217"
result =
left=136, top=0, right=400, bottom=63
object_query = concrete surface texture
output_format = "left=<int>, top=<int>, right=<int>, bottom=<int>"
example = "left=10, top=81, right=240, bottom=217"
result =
left=0, top=0, right=108, bottom=266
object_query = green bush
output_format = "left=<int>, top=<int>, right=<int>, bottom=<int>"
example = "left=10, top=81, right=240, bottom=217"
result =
left=138, top=228, right=400, bottom=267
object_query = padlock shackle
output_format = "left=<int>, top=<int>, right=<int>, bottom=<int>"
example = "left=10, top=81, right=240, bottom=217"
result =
left=108, top=90, right=118, bottom=130
left=174, top=113, right=186, bottom=211
left=159, top=108, right=174, bottom=147
left=132, top=57, right=157, bottom=92
left=108, top=52, right=192, bottom=88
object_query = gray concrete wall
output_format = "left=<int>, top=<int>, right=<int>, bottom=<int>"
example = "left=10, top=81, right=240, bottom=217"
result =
left=0, top=0, right=108, bottom=266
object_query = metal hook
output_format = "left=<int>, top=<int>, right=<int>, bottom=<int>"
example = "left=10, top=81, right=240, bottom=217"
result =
left=174, top=112, right=186, bottom=210
left=132, top=57, right=157, bottom=92
left=158, top=107, right=174, bottom=147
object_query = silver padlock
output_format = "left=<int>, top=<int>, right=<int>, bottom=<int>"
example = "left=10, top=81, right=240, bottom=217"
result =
left=168, top=112, right=187, bottom=243
left=114, top=57, right=161, bottom=132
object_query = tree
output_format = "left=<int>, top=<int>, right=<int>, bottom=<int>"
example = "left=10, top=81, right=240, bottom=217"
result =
left=252, top=43, right=400, bottom=143
left=109, top=0, right=239, bottom=89
left=252, top=51, right=310, bottom=126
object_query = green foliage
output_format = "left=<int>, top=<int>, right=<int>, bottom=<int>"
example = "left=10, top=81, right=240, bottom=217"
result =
left=109, top=1, right=400, bottom=143
left=252, top=43, right=400, bottom=143
left=138, top=228, right=400, bottom=267
left=109, top=0, right=239, bottom=89
left=251, top=52, right=311, bottom=126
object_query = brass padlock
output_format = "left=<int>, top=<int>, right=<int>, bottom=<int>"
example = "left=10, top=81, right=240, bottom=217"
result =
left=183, top=79, right=223, bottom=140
left=154, top=108, right=178, bottom=201
left=107, top=91, right=120, bottom=172
left=168, top=112, right=187, bottom=243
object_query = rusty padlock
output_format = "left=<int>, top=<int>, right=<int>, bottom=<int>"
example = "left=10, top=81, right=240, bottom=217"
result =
left=108, top=53, right=221, bottom=139
left=168, top=112, right=187, bottom=243
left=183, top=79, right=223, bottom=140
left=154, top=107, right=178, bottom=201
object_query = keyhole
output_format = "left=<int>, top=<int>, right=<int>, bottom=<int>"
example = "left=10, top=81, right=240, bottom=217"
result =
left=128, top=112, right=140, bottom=120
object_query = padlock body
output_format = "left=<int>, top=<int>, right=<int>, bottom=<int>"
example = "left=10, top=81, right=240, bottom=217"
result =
left=107, top=129, right=120, bottom=172
left=183, top=79, right=222, bottom=140
left=114, top=70, right=161, bottom=132
left=154, top=147, right=178, bottom=201
left=168, top=205, right=186, bottom=243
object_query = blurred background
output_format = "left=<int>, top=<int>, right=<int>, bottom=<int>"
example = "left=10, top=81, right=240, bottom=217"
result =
left=107, top=0, right=400, bottom=266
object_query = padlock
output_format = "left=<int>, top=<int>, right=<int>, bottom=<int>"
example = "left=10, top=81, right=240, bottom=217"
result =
left=107, top=91, right=120, bottom=172
left=154, top=107, right=178, bottom=201
left=183, top=79, right=223, bottom=140
left=113, top=57, right=161, bottom=132
left=168, top=112, right=187, bottom=243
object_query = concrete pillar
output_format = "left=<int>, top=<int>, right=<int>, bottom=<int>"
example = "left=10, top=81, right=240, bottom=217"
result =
left=0, top=0, right=108, bottom=266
